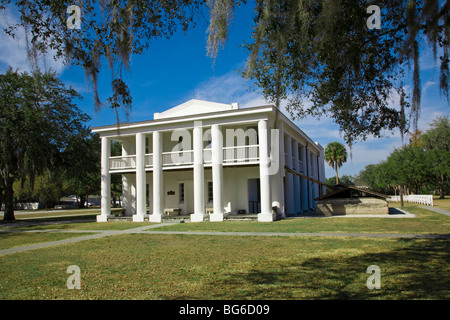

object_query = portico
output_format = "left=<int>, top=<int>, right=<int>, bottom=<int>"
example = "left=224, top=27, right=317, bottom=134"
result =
left=93, top=99, right=325, bottom=223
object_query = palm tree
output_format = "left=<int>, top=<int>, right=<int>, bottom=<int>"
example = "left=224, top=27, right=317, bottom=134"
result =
left=324, top=142, right=348, bottom=185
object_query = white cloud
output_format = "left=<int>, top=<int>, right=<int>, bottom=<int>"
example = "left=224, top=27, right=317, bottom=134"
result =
left=187, top=71, right=260, bottom=105
left=0, top=7, right=65, bottom=73
left=186, top=65, right=448, bottom=179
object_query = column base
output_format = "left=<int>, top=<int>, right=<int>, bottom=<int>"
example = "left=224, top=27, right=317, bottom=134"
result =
left=190, top=213, right=205, bottom=222
left=149, top=213, right=162, bottom=222
left=132, top=214, right=149, bottom=222
left=209, top=213, right=224, bottom=222
left=258, top=212, right=276, bottom=222
left=96, top=215, right=110, bottom=222
left=148, top=213, right=162, bottom=222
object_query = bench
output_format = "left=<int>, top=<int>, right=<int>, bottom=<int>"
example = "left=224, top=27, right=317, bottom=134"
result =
left=164, top=208, right=182, bottom=216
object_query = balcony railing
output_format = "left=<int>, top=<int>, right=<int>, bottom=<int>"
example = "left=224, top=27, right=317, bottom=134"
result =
left=109, top=145, right=260, bottom=170
left=109, top=155, right=136, bottom=170
left=145, top=154, right=153, bottom=167
left=283, top=153, right=304, bottom=172
left=109, top=154, right=153, bottom=170
left=162, top=150, right=194, bottom=167
left=223, top=145, right=259, bottom=163
left=204, top=148, right=212, bottom=164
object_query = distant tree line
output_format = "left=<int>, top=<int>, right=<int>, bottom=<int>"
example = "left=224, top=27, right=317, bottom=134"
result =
left=353, top=116, right=450, bottom=198
left=0, top=68, right=109, bottom=220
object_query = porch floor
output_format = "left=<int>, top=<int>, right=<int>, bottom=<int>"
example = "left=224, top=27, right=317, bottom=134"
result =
left=105, top=213, right=260, bottom=222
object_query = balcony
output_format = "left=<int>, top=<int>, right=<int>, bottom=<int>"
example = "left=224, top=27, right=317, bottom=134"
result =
left=283, top=153, right=304, bottom=172
left=109, top=155, right=136, bottom=171
left=162, top=150, right=193, bottom=167
left=109, top=145, right=259, bottom=172
left=109, top=154, right=153, bottom=172
left=223, top=145, right=259, bottom=164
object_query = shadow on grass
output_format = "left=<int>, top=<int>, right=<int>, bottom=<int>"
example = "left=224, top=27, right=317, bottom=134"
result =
left=0, top=215, right=97, bottom=230
left=202, top=238, right=450, bottom=300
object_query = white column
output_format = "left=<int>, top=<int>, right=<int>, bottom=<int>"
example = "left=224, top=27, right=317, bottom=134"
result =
left=150, top=131, right=163, bottom=222
left=133, top=133, right=147, bottom=221
left=98, top=136, right=111, bottom=222
left=147, top=174, right=153, bottom=215
left=121, top=140, right=131, bottom=215
left=306, top=147, right=313, bottom=209
left=210, top=124, right=224, bottom=222
left=300, top=145, right=309, bottom=212
left=271, top=121, right=285, bottom=218
left=258, top=119, right=273, bottom=222
left=292, top=140, right=301, bottom=214
left=191, top=123, right=205, bottom=222
left=318, top=148, right=326, bottom=196
left=284, top=135, right=295, bottom=215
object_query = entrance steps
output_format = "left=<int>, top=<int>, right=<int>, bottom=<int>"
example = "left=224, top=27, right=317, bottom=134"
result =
left=224, top=214, right=258, bottom=221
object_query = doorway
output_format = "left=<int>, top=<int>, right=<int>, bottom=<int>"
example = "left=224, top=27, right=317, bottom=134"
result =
left=178, top=180, right=194, bottom=215
left=248, top=178, right=260, bottom=214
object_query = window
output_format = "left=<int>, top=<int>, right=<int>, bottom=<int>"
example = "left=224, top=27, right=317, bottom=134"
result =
left=207, top=181, right=213, bottom=203
left=179, top=183, right=184, bottom=203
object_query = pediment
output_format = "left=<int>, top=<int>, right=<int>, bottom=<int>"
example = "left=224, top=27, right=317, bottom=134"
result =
left=154, top=99, right=238, bottom=120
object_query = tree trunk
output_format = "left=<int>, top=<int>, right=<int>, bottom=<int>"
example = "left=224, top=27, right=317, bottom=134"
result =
left=335, top=166, right=339, bottom=185
left=2, top=178, right=15, bottom=221
left=439, top=174, right=445, bottom=199
left=400, top=186, right=404, bottom=207
left=79, top=194, right=86, bottom=208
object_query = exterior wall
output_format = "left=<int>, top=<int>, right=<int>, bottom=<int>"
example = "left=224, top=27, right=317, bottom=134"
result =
left=316, top=197, right=389, bottom=216
left=157, top=166, right=260, bottom=215
left=223, top=166, right=259, bottom=214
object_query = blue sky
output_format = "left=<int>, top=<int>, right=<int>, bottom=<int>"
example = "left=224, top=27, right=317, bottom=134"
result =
left=0, top=2, right=448, bottom=179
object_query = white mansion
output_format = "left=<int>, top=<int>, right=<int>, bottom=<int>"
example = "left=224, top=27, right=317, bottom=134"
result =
left=92, top=99, right=326, bottom=222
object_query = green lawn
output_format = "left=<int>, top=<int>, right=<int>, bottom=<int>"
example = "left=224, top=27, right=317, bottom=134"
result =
left=0, top=202, right=448, bottom=300
left=0, top=231, right=96, bottom=250
left=0, top=234, right=448, bottom=299
left=154, top=205, right=450, bottom=235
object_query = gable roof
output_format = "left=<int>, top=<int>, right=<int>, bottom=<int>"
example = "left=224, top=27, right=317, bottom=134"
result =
left=314, top=185, right=388, bottom=201
left=153, top=99, right=238, bottom=120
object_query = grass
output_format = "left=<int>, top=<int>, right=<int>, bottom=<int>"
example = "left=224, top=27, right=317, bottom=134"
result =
left=432, top=196, right=450, bottom=210
left=0, top=201, right=448, bottom=300
left=0, top=234, right=448, bottom=299
left=0, top=231, right=96, bottom=250
left=154, top=205, right=450, bottom=235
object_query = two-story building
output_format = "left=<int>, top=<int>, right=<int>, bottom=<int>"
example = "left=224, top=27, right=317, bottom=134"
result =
left=92, top=99, right=325, bottom=222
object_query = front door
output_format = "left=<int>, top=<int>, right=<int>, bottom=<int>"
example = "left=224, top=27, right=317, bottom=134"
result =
left=178, top=180, right=194, bottom=215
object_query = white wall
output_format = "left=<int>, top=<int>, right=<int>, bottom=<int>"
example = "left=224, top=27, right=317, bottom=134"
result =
left=154, top=166, right=260, bottom=215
